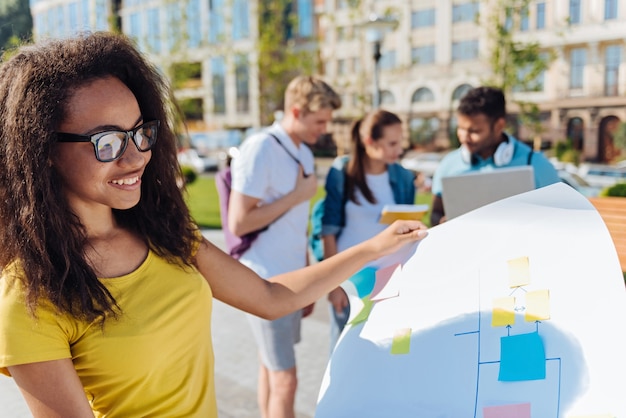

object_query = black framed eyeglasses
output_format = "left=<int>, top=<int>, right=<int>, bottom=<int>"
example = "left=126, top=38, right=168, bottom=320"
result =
left=55, top=120, right=160, bottom=162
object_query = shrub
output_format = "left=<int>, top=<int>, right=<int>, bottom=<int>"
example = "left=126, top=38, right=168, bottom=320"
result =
left=602, top=183, right=626, bottom=197
left=180, top=165, right=198, bottom=185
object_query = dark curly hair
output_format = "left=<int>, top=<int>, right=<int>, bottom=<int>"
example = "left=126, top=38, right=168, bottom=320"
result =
left=0, top=32, right=199, bottom=322
left=457, top=86, right=506, bottom=126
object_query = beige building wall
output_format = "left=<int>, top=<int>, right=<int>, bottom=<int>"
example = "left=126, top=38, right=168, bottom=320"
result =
left=318, top=0, right=626, bottom=163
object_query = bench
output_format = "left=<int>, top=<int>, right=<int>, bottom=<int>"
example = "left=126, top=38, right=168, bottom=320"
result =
left=589, top=197, right=626, bottom=272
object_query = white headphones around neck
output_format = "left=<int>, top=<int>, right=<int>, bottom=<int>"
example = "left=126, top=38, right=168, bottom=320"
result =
left=461, top=136, right=515, bottom=167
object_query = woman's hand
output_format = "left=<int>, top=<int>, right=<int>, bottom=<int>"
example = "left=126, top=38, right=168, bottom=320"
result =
left=362, top=220, right=428, bottom=259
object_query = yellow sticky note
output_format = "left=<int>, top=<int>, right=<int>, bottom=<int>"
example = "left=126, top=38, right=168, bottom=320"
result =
left=349, top=297, right=373, bottom=325
left=525, top=289, right=550, bottom=322
left=390, top=328, right=411, bottom=355
left=508, top=256, right=530, bottom=288
left=492, top=296, right=516, bottom=327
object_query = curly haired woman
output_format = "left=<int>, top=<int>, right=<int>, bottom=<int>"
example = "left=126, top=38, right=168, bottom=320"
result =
left=0, top=32, right=427, bottom=417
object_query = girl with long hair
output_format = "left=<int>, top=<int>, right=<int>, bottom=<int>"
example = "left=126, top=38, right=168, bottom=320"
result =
left=320, top=109, right=418, bottom=349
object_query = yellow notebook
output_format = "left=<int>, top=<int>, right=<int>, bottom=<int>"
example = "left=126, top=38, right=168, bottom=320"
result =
left=379, top=204, right=429, bottom=224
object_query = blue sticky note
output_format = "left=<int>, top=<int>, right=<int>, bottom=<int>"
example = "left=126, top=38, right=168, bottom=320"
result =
left=499, top=332, right=546, bottom=381
left=348, top=266, right=377, bottom=298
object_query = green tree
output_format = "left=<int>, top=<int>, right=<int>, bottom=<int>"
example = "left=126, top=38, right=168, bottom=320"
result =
left=481, top=0, right=554, bottom=140
left=257, top=0, right=317, bottom=125
left=613, top=122, right=626, bottom=152
left=0, top=0, right=32, bottom=52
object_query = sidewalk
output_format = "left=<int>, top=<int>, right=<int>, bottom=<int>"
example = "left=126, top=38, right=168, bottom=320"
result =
left=0, top=229, right=330, bottom=417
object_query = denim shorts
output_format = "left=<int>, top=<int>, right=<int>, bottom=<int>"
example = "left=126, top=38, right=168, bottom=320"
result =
left=246, top=309, right=302, bottom=371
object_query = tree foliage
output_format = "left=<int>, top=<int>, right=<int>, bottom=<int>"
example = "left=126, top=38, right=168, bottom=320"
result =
left=0, top=0, right=32, bottom=52
left=613, top=122, right=626, bottom=154
left=481, top=0, right=554, bottom=138
left=257, top=0, right=317, bottom=125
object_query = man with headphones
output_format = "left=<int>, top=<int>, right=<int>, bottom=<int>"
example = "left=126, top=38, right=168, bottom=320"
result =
left=430, top=86, right=560, bottom=226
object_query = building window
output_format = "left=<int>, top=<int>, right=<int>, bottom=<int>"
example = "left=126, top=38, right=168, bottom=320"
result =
left=569, top=0, right=581, bottom=25
left=452, top=84, right=473, bottom=100
left=298, top=0, right=314, bottom=37
left=128, top=12, right=141, bottom=47
left=452, top=40, right=479, bottom=61
left=337, top=59, right=346, bottom=75
left=380, top=90, right=395, bottom=105
left=146, top=9, right=161, bottom=53
left=171, top=62, right=202, bottom=89
left=409, top=117, right=440, bottom=146
left=337, top=26, right=355, bottom=41
left=337, top=26, right=345, bottom=41
left=232, top=0, right=249, bottom=40
left=411, top=87, right=435, bottom=103
left=166, top=3, right=182, bottom=52
left=211, top=57, right=226, bottom=114
left=504, top=8, right=513, bottom=31
left=605, top=0, right=618, bottom=20
left=566, top=117, right=584, bottom=150
left=68, top=2, right=78, bottom=33
left=536, top=2, right=546, bottom=29
left=351, top=57, right=360, bottom=73
left=187, top=0, right=201, bottom=48
left=209, top=0, right=225, bottom=43
left=514, top=63, right=545, bottom=92
left=520, top=6, right=529, bottom=31
left=570, top=48, right=586, bottom=89
left=411, top=9, right=435, bottom=28
left=411, top=45, right=435, bottom=65
left=379, top=50, right=396, bottom=70
left=46, top=9, right=55, bottom=37
left=95, top=0, right=107, bottom=30
left=56, top=5, right=65, bottom=37
left=180, top=98, right=204, bottom=120
left=81, top=0, right=89, bottom=30
left=33, top=11, right=45, bottom=37
left=235, top=55, right=249, bottom=113
left=452, top=2, right=479, bottom=23
left=605, top=45, right=621, bottom=96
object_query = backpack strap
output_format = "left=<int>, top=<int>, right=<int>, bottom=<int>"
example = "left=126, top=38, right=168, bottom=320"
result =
left=527, top=150, right=534, bottom=165
left=267, top=132, right=311, bottom=177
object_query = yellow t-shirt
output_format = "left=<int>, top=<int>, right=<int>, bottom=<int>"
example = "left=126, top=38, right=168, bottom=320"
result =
left=0, top=250, right=216, bottom=417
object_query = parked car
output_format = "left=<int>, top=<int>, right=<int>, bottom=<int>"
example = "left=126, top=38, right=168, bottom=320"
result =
left=557, top=169, right=602, bottom=198
left=578, top=163, right=626, bottom=188
left=177, top=147, right=218, bottom=173
left=400, top=151, right=445, bottom=178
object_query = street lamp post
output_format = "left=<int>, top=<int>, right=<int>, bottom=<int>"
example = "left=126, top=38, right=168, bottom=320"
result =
left=361, top=13, right=398, bottom=109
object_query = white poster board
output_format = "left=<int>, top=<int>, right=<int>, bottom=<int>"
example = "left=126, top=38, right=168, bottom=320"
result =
left=316, top=183, right=626, bottom=418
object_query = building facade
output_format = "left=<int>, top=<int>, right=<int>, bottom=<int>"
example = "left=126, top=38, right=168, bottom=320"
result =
left=29, top=0, right=317, bottom=135
left=319, top=0, right=626, bottom=162
left=29, top=0, right=625, bottom=162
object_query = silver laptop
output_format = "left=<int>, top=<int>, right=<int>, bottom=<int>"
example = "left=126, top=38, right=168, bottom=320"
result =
left=441, top=166, right=535, bottom=220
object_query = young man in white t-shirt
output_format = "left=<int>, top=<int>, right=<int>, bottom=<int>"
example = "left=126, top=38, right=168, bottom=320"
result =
left=229, top=75, right=341, bottom=418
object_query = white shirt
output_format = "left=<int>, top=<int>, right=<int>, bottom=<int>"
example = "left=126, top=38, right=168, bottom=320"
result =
left=230, top=122, right=315, bottom=278
left=337, top=171, right=395, bottom=252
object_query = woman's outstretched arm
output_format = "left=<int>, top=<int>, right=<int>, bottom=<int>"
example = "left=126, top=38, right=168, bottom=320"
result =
left=197, top=220, right=428, bottom=319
